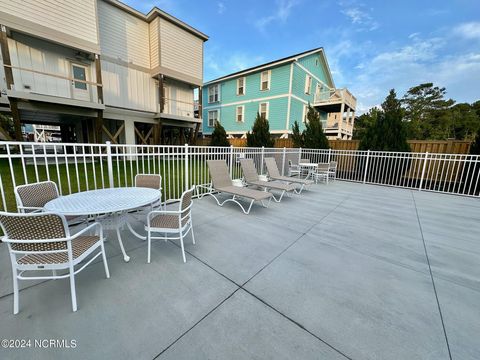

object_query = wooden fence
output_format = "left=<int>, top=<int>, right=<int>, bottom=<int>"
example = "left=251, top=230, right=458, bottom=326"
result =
left=197, top=138, right=472, bottom=154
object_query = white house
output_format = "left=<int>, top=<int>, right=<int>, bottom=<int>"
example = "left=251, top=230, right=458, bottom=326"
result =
left=0, top=0, right=208, bottom=144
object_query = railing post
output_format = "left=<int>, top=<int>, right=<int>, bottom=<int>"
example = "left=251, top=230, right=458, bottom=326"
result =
left=419, top=152, right=428, bottom=191
left=184, top=143, right=189, bottom=191
left=260, top=146, right=265, bottom=175
left=327, top=148, right=332, bottom=164
left=229, top=145, right=234, bottom=179
left=106, top=141, right=114, bottom=188
left=363, top=150, right=370, bottom=184
left=281, top=147, right=286, bottom=176
left=298, top=147, right=302, bottom=164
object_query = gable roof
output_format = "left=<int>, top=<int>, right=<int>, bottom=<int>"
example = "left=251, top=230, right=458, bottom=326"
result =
left=103, top=0, right=209, bottom=41
left=204, top=47, right=334, bottom=87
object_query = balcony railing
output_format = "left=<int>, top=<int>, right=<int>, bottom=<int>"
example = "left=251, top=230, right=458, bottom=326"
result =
left=314, top=88, right=357, bottom=109
left=0, top=142, right=479, bottom=213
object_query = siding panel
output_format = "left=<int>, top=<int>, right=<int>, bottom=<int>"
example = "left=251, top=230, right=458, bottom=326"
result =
left=97, top=1, right=150, bottom=68
left=102, top=60, right=157, bottom=112
left=0, top=0, right=98, bottom=45
left=149, top=17, right=160, bottom=69
left=159, top=18, right=203, bottom=80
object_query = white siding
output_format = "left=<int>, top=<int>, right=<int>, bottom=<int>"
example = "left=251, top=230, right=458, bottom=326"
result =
left=164, top=80, right=194, bottom=118
left=7, top=38, right=97, bottom=101
left=102, top=60, right=157, bottom=112
left=0, top=0, right=98, bottom=45
left=149, top=17, right=160, bottom=69
left=97, top=1, right=150, bottom=68
left=0, top=45, right=6, bottom=93
left=159, top=18, right=203, bottom=81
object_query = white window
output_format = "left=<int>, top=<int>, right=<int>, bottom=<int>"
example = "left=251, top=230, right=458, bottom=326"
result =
left=259, top=102, right=269, bottom=120
left=208, top=84, right=220, bottom=103
left=236, top=106, right=244, bottom=122
left=260, top=70, right=271, bottom=91
left=302, top=104, right=308, bottom=123
left=237, top=77, right=245, bottom=95
left=208, top=110, right=219, bottom=127
left=304, top=75, right=312, bottom=94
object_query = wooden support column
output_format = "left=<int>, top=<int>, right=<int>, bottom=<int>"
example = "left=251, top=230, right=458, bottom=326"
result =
left=158, top=75, right=165, bottom=113
left=0, top=24, right=22, bottom=141
left=94, top=54, right=104, bottom=143
left=153, top=122, right=162, bottom=144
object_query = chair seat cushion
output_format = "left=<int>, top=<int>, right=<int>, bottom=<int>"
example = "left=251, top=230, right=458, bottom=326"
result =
left=149, top=214, right=187, bottom=229
left=17, top=235, right=100, bottom=265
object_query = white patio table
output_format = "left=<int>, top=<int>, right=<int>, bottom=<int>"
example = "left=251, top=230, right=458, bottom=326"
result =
left=44, top=187, right=161, bottom=262
left=298, top=162, right=318, bottom=180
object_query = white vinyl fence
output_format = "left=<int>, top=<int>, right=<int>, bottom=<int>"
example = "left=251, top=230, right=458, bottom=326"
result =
left=0, top=141, right=479, bottom=212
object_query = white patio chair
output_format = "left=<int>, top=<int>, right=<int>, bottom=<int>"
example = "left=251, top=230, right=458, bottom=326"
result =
left=0, top=212, right=110, bottom=314
left=15, top=181, right=85, bottom=225
left=146, top=186, right=195, bottom=263
left=135, top=174, right=163, bottom=210
left=288, top=160, right=301, bottom=177
left=329, top=161, right=338, bottom=181
left=15, top=181, right=61, bottom=213
left=314, top=163, right=330, bottom=184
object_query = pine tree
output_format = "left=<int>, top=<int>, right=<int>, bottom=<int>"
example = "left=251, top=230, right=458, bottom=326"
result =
left=246, top=113, right=274, bottom=147
left=291, top=120, right=304, bottom=148
left=302, top=105, right=329, bottom=149
left=359, top=90, right=410, bottom=152
left=210, top=121, right=230, bottom=147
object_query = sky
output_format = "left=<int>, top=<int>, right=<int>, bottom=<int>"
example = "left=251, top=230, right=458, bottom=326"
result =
left=125, top=0, right=480, bottom=113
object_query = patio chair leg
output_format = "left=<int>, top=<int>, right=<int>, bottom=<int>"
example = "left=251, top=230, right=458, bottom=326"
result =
left=69, top=263, right=77, bottom=312
left=147, top=231, right=152, bottom=264
left=100, top=242, right=110, bottom=278
left=179, top=233, right=186, bottom=263
left=11, top=259, right=19, bottom=314
left=190, top=222, right=196, bottom=245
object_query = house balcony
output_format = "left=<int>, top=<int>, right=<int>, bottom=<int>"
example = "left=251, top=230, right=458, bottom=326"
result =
left=313, top=88, right=356, bottom=113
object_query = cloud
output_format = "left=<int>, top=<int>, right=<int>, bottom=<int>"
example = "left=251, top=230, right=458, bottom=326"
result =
left=339, top=1, right=379, bottom=31
left=453, top=22, right=480, bottom=40
left=255, top=0, right=300, bottom=33
left=217, top=2, right=226, bottom=15
left=348, top=32, right=480, bottom=113
left=204, top=48, right=265, bottom=80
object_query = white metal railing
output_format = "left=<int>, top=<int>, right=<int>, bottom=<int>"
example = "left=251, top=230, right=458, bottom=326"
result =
left=0, top=142, right=479, bottom=212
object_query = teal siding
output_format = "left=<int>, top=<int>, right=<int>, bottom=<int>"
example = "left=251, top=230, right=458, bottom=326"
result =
left=288, top=98, right=328, bottom=132
left=297, top=53, right=331, bottom=87
left=212, top=97, right=288, bottom=133
left=219, top=64, right=290, bottom=103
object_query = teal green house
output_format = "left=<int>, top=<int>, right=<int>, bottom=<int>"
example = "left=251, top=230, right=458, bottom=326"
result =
left=202, top=48, right=356, bottom=139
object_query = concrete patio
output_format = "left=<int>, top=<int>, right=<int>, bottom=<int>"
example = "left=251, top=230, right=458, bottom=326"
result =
left=0, top=181, right=479, bottom=360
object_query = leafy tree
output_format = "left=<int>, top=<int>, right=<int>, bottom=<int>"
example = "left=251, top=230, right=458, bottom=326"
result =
left=246, top=113, right=274, bottom=147
left=302, top=105, right=329, bottom=149
left=359, top=89, right=410, bottom=152
left=352, top=108, right=379, bottom=140
left=0, top=113, right=15, bottom=140
left=471, top=133, right=480, bottom=155
left=402, top=83, right=455, bottom=139
left=291, top=120, right=304, bottom=147
left=449, top=103, right=479, bottom=140
left=210, top=121, right=230, bottom=147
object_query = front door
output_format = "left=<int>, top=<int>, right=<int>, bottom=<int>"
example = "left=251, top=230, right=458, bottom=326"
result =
left=71, top=64, right=90, bottom=101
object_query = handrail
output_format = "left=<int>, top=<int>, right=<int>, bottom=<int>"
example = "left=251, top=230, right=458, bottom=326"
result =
left=3, top=64, right=102, bottom=87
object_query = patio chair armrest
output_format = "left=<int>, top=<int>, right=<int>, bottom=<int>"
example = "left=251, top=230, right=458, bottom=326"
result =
left=69, top=222, right=103, bottom=240
left=17, top=206, right=43, bottom=213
